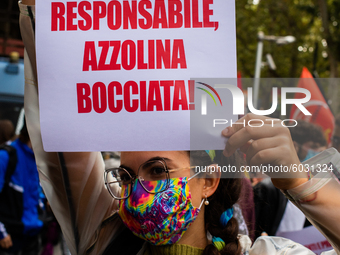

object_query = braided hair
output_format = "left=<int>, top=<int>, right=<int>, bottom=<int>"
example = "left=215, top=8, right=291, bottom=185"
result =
left=189, top=151, right=243, bottom=255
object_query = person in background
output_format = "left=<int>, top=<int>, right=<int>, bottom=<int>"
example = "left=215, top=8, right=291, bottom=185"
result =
left=289, top=120, right=328, bottom=162
left=239, top=178, right=255, bottom=241
left=0, top=120, right=15, bottom=145
left=331, top=115, right=340, bottom=152
left=0, top=122, right=43, bottom=255
left=254, top=121, right=327, bottom=238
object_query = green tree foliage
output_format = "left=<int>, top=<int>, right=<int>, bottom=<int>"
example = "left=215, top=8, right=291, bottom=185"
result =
left=236, top=0, right=340, bottom=112
left=236, top=0, right=332, bottom=78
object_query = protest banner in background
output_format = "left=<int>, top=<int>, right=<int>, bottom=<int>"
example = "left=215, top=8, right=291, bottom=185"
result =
left=36, top=0, right=237, bottom=151
left=290, top=67, right=334, bottom=144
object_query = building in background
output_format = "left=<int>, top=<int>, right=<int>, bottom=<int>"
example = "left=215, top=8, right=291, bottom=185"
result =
left=0, top=0, right=24, bottom=57
left=0, top=52, right=24, bottom=132
left=0, top=0, right=25, bottom=132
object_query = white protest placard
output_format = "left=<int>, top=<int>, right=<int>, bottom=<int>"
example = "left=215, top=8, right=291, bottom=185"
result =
left=36, top=0, right=237, bottom=151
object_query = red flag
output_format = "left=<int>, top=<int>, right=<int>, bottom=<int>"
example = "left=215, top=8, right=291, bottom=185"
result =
left=237, top=71, right=243, bottom=90
left=290, top=67, right=334, bottom=143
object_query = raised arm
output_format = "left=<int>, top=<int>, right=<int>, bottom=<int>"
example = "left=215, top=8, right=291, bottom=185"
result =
left=282, top=148, right=340, bottom=252
left=222, top=114, right=340, bottom=253
left=19, top=1, right=122, bottom=254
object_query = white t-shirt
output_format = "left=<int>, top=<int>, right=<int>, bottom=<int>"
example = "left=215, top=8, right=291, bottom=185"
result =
left=276, top=200, right=306, bottom=234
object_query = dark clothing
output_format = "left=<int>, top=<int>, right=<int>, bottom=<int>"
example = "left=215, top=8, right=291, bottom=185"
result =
left=0, top=140, right=42, bottom=254
left=0, top=234, right=40, bottom=255
left=253, top=178, right=287, bottom=239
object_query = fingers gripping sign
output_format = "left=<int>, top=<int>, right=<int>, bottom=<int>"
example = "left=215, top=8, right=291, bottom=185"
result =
left=221, top=114, right=309, bottom=190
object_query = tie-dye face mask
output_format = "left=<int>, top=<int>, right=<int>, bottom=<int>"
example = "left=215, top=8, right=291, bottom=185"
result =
left=118, top=175, right=203, bottom=245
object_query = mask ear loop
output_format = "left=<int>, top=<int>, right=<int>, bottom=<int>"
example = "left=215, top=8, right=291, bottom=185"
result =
left=188, top=170, right=206, bottom=210
left=198, top=198, right=205, bottom=210
left=188, top=170, right=202, bottom=181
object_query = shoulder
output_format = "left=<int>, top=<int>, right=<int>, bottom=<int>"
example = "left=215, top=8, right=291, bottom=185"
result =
left=0, top=148, right=9, bottom=158
left=11, top=140, right=34, bottom=159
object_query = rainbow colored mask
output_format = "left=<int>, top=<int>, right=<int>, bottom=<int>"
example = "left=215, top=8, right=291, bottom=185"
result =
left=118, top=176, right=203, bottom=245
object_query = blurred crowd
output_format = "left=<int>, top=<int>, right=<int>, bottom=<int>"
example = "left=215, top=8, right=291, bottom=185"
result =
left=0, top=120, right=62, bottom=255
left=101, top=117, right=340, bottom=252
left=1, top=115, right=339, bottom=254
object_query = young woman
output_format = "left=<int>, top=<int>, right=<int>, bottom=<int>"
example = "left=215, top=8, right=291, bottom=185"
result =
left=108, top=150, right=244, bottom=255
left=19, top=1, right=340, bottom=254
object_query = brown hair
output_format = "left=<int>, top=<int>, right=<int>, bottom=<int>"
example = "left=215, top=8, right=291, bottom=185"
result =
left=0, top=120, right=15, bottom=144
left=189, top=151, right=242, bottom=255
left=288, top=120, right=327, bottom=146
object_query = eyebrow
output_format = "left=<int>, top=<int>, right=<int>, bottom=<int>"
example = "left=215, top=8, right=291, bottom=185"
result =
left=147, top=156, right=172, bottom=162
left=119, top=165, right=135, bottom=175
left=119, top=157, right=172, bottom=173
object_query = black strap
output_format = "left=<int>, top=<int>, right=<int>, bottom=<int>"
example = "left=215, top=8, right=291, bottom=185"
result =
left=0, top=144, right=18, bottom=184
